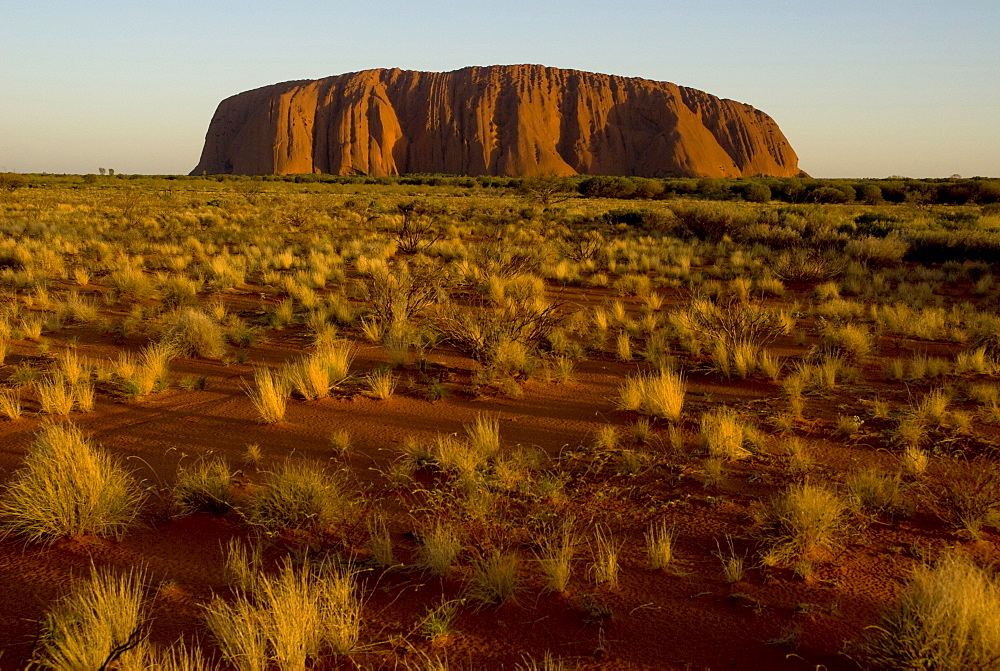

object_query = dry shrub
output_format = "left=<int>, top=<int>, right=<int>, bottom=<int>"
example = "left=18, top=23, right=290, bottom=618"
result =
left=761, top=483, right=848, bottom=565
left=162, top=308, right=226, bottom=359
left=821, top=322, right=874, bottom=362
left=247, top=367, right=288, bottom=423
left=699, top=407, right=750, bottom=460
left=858, top=552, right=1000, bottom=670
left=845, top=234, right=909, bottom=265
left=32, top=565, right=148, bottom=669
left=247, top=461, right=349, bottom=535
left=923, top=457, right=1000, bottom=539
left=0, top=422, right=143, bottom=543
left=430, top=292, right=562, bottom=364
left=617, top=368, right=685, bottom=421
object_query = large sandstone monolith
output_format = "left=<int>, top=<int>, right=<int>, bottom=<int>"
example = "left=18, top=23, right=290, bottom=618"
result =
left=192, top=65, right=803, bottom=178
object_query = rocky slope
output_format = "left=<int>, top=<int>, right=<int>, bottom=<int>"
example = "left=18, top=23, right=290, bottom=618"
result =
left=192, top=65, right=803, bottom=178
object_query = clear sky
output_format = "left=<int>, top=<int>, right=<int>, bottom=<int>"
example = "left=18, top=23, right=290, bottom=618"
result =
left=1, top=1, right=997, bottom=177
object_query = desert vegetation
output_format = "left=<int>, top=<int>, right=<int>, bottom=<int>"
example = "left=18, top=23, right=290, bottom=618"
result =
left=0, top=173, right=998, bottom=667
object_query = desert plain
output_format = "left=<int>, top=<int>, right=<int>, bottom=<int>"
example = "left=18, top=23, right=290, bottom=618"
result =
left=0, top=173, right=998, bottom=669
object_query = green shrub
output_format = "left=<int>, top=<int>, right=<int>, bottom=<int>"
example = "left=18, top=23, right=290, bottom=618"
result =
left=601, top=207, right=674, bottom=231
left=668, top=201, right=754, bottom=240
left=0, top=172, right=27, bottom=191
left=579, top=175, right=638, bottom=199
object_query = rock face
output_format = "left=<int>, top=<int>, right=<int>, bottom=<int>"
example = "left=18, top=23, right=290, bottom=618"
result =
left=192, top=65, right=802, bottom=178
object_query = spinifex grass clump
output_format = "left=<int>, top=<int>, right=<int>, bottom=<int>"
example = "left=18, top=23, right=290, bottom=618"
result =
left=761, top=483, right=848, bottom=565
left=537, top=520, right=576, bottom=593
left=247, top=461, right=350, bottom=535
left=465, top=414, right=501, bottom=458
left=617, top=368, right=685, bottom=421
left=35, top=373, right=76, bottom=415
left=420, top=520, right=462, bottom=576
left=468, top=550, right=520, bottom=606
left=247, top=367, right=288, bottom=423
left=162, top=307, right=227, bottom=359
left=204, top=557, right=361, bottom=667
left=284, top=340, right=355, bottom=400
left=846, top=468, right=910, bottom=518
left=0, top=421, right=144, bottom=543
left=32, top=566, right=149, bottom=669
left=172, top=457, right=235, bottom=516
left=699, top=407, right=751, bottom=460
left=645, top=520, right=677, bottom=570
left=858, top=552, right=1000, bottom=670
left=590, top=526, right=622, bottom=587
left=114, top=341, right=176, bottom=397
left=365, top=367, right=398, bottom=399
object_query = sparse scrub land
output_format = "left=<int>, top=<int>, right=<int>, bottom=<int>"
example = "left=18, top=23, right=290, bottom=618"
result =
left=0, top=175, right=999, bottom=667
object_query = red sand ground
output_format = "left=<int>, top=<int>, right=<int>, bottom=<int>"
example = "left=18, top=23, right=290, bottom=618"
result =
left=0, top=286, right=997, bottom=669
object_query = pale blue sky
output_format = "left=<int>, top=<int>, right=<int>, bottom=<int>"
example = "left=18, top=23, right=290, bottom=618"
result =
left=1, top=1, right=997, bottom=177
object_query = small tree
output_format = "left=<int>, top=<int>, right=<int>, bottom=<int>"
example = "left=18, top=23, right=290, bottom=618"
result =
left=743, top=182, right=771, bottom=203
left=393, top=200, right=444, bottom=254
left=516, top=176, right=575, bottom=205
left=0, top=173, right=26, bottom=192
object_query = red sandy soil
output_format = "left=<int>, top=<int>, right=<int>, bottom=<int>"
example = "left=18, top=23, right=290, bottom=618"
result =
left=0, top=286, right=997, bottom=669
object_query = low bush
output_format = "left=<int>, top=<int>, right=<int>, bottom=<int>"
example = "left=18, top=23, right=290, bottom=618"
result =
left=858, top=552, right=1000, bottom=670
left=162, top=308, right=227, bottom=359
left=32, top=566, right=149, bottom=669
left=761, top=483, right=848, bottom=565
left=247, top=461, right=350, bottom=535
left=172, top=457, right=235, bottom=516
left=0, top=422, right=143, bottom=542
left=617, top=368, right=685, bottom=421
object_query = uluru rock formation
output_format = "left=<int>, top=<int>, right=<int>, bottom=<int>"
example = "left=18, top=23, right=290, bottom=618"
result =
left=192, top=65, right=803, bottom=179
